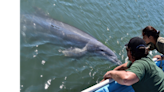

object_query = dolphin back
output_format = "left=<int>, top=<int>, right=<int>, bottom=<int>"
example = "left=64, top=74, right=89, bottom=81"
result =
left=21, top=7, right=122, bottom=65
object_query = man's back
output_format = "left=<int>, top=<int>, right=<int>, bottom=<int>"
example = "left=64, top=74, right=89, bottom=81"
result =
left=126, top=57, right=164, bottom=92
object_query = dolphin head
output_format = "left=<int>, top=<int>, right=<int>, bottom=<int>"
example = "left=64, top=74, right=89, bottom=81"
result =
left=86, top=41, right=122, bottom=65
left=97, top=44, right=122, bottom=65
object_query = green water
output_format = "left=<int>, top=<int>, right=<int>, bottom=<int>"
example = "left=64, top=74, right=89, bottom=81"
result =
left=20, top=0, right=164, bottom=92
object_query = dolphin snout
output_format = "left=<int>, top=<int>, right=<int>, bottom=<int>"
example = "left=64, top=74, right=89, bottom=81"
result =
left=104, top=54, right=122, bottom=65
left=113, top=58, right=122, bottom=65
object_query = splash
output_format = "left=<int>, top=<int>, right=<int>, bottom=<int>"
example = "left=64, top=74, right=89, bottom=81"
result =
left=45, top=79, right=52, bottom=90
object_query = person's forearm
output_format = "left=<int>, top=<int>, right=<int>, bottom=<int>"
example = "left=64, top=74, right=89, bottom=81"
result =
left=101, top=63, right=127, bottom=83
left=109, top=70, right=139, bottom=86
left=114, top=62, right=128, bottom=70
left=101, top=62, right=128, bottom=83
left=114, top=65, right=127, bottom=70
left=109, top=70, right=127, bottom=85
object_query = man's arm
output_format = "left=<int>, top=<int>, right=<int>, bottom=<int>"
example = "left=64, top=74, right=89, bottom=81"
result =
left=103, top=70, right=139, bottom=86
left=100, top=62, right=129, bottom=82
left=113, top=62, right=128, bottom=70
left=153, top=55, right=164, bottom=61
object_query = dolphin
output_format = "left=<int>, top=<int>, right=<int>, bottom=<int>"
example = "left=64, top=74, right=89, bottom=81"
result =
left=21, top=8, right=122, bottom=65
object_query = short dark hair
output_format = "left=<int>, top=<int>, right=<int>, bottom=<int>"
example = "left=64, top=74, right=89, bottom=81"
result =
left=131, top=47, right=148, bottom=60
left=125, top=37, right=148, bottom=60
left=142, top=26, right=160, bottom=41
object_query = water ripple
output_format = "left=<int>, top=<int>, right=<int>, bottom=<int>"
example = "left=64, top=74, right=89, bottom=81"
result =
left=21, top=0, right=164, bottom=92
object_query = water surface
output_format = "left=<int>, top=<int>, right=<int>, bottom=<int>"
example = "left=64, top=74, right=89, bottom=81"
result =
left=20, top=0, right=164, bottom=92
